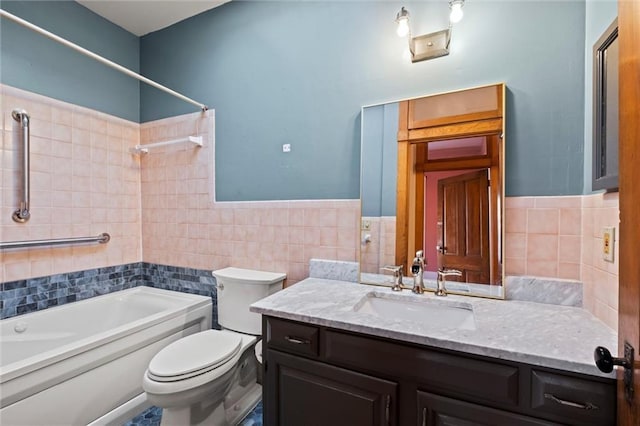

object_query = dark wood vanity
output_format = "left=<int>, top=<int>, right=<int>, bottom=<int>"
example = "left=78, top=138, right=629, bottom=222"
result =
left=262, top=316, right=615, bottom=426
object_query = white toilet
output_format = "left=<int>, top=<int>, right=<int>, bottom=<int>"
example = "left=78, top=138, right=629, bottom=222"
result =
left=142, top=267, right=286, bottom=426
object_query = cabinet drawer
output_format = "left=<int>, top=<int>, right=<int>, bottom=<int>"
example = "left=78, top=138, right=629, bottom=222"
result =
left=530, top=369, right=615, bottom=426
left=266, top=317, right=319, bottom=358
left=325, top=330, right=519, bottom=408
left=418, top=391, right=558, bottom=426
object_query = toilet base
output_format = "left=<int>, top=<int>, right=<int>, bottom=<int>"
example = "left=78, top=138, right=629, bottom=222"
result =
left=225, top=383, right=261, bottom=426
left=160, top=402, right=226, bottom=426
left=158, top=383, right=261, bottom=426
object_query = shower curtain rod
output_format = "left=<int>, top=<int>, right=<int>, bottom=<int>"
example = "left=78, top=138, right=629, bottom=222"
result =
left=0, top=9, right=208, bottom=112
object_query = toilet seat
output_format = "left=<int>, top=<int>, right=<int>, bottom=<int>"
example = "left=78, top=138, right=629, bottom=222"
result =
left=147, top=330, right=242, bottom=382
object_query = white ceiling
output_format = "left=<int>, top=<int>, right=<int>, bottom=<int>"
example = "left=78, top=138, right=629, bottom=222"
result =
left=76, top=0, right=230, bottom=37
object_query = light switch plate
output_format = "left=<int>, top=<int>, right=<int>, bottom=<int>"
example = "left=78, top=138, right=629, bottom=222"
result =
left=602, top=226, right=615, bottom=263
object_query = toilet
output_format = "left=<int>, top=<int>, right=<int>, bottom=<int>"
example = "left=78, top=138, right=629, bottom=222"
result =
left=142, top=267, right=286, bottom=426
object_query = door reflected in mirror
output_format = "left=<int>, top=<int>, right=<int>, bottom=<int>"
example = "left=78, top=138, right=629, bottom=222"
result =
left=360, top=83, right=505, bottom=299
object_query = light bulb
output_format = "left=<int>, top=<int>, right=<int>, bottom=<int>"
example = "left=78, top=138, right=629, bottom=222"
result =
left=449, top=1, right=464, bottom=24
left=395, top=7, right=410, bottom=37
left=397, top=19, right=410, bottom=37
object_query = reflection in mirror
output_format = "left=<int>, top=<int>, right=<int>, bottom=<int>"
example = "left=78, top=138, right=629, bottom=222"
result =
left=360, top=84, right=505, bottom=299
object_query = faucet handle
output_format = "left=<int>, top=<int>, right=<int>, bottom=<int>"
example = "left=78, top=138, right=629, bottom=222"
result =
left=381, top=265, right=404, bottom=291
left=435, top=269, right=463, bottom=297
left=381, top=264, right=403, bottom=273
left=438, top=268, right=462, bottom=277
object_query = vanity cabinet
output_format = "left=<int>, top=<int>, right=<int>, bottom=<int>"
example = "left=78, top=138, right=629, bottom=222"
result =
left=267, top=350, right=397, bottom=426
left=262, top=316, right=615, bottom=426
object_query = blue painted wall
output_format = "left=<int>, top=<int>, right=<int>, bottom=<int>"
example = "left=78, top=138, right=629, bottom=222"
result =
left=583, top=0, right=618, bottom=194
left=0, top=1, right=589, bottom=198
left=0, top=1, right=140, bottom=122
left=140, top=1, right=586, bottom=200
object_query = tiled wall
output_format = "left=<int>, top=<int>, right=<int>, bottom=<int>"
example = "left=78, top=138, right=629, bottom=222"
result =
left=360, top=216, right=395, bottom=274
left=1, top=85, right=142, bottom=283
left=0, top=87, right=359, bottom=288
left=505, top=194, right=619, bottom=330
left=0, top=262, right=217, bottom=321
left=365, top=198, right=584, bottom=281
left=361, top=195, right=619, bottom=330
left=0, top=86, right=620, bottom=331
left=142, top=262, right=218, bottom=326
left=504, top=196, right=582, bottom=280
left=1, top=263, right=142, bottom=319
left=139, top=112, right=360, bottom=285
left=581, top=192, right=619, bottom=330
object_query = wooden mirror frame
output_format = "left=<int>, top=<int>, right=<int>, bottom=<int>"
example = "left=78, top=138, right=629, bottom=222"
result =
left=395, top=83, right=505, bottom=290
left=592, top=18, right=619, bottom=191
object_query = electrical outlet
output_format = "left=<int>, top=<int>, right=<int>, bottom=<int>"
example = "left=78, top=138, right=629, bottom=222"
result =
left=602, top=226, right=615, bottom=263
left=282, top=144, right=291, bottom=153
left=361, top=219, right=371, bottom=230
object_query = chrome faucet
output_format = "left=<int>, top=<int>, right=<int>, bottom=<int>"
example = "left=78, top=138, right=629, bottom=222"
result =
left=435, top=268, right=462, bottom=297
left=411, top=250, right=425, bottom=294
left=381, top=265, right=404, bottom=291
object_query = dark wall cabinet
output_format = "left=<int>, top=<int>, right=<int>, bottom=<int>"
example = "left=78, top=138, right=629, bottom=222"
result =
left=262, top=316, right=615, bottom=426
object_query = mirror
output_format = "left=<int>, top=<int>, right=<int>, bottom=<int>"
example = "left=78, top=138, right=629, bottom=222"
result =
left=360, top=83, right=505, bottom=299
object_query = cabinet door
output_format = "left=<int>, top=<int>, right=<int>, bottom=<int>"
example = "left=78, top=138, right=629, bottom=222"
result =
left=418, top=391, right=559, bottom=426
left=265, top=349, right=397, bottom=426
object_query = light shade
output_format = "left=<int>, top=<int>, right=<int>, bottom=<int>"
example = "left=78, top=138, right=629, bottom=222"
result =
left=396, top=7, right=410, bottom=37
left=449, top=0, right=464, bottom=24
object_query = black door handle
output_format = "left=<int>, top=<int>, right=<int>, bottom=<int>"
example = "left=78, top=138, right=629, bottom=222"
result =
left=594, top=346, right=629, bottom=373
left=594, top=343, right=635, bottom=403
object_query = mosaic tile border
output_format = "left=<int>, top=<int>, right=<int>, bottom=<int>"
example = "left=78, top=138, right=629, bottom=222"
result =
left=1, top=262, right=218, bottom=321
left=141, top=262, right=219, bottom=328
left=1, top=263, right=142, bottom=319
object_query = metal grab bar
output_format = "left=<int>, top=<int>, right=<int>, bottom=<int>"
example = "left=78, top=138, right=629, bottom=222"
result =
left=12, top=109, right=30, bottom=223
left=0, top=233, right=110, bottom=250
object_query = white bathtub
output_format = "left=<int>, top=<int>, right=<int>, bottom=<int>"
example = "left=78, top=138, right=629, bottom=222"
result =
left=0, top=286, right=212, bottom=425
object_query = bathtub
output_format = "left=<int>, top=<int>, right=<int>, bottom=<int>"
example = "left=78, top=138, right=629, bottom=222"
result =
left=0, top=286, right=212, bottom=425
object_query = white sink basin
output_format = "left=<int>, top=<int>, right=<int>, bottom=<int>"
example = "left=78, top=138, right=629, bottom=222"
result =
left=354, top=293, right=476, bottom=330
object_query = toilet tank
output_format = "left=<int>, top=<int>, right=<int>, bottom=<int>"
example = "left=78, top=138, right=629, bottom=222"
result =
left=212, top=267, right=286, bottom=335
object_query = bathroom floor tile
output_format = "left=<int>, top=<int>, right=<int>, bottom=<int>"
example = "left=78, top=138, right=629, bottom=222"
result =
left=123, top=401, right=263, bottom=426
left=239, top=401, right=263, bottom=426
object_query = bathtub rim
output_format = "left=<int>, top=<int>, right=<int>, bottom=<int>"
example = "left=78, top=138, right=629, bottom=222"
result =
left=0, top=286, right=212, bottom=384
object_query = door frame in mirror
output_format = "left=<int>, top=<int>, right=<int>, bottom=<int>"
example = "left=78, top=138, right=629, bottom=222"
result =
left=396, top=83, right=505, bottom=298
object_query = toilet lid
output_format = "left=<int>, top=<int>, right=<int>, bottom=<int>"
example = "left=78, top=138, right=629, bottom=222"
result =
left=148, top=330, right=242, bottom=381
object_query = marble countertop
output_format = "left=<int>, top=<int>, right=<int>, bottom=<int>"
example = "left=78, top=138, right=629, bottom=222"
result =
left=250, top=278, right=617, bottom=379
